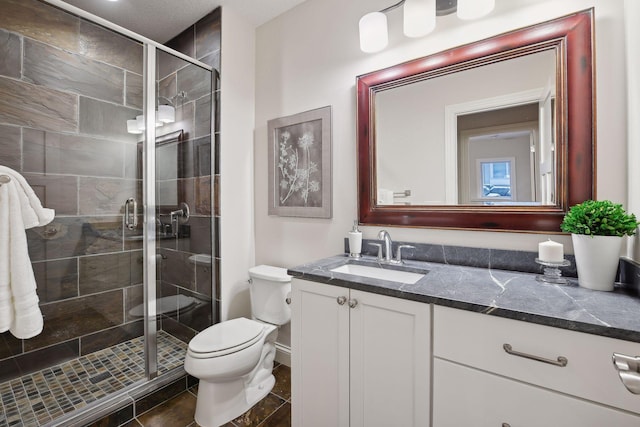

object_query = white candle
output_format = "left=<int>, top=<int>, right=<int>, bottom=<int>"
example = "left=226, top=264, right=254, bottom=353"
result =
left=538, top=239, right=564, bottom=263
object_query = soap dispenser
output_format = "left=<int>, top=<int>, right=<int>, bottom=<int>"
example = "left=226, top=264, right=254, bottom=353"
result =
left=348, top=220, right=362, bottom=258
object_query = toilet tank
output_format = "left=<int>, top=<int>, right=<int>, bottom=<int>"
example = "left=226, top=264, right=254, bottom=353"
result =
left=248, top=265, right=292, bottom=325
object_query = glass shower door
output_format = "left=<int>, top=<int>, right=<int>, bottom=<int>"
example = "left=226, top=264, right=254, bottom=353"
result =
left=0, top=2, right=215, bottom=424
left=144, top=47, right=214, bottom=378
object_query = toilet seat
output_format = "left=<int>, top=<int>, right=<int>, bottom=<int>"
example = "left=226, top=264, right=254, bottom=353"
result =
left=188, top=317, right=265, bottom=359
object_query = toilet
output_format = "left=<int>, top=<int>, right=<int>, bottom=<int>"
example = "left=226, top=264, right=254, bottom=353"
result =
left=184, top=265, right=292, bottom=427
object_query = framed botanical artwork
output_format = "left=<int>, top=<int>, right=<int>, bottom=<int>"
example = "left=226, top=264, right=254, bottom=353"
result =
left=268, top=106, right=332, bottom=218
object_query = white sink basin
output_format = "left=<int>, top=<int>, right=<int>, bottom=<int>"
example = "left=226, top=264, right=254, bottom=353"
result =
left=330, top=264, right=425, bottom=284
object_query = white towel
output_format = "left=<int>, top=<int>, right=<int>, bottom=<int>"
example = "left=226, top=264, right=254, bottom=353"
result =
left=0, top=167, right=54, bottom=339
left=0, top=166, right=54, bottom=229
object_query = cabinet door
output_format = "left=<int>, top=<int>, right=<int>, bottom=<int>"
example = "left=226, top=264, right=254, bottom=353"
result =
left=349, top=290, right=431, bottom=427
left=291, top=279, right=350, bottom=427
left=433, top=359, right=640, bottom=427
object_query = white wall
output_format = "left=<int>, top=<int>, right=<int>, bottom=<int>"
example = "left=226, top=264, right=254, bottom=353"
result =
left=254, top=0, right=628, bottom=267
left=220, top=7, right=256, bottom=321
left=248, top=0, right=630, bottom=348
left=624, top=0, right=640, bottom=262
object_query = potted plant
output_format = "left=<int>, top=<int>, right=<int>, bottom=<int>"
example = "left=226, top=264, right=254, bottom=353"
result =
left=561, top=200, right=639, bottom=291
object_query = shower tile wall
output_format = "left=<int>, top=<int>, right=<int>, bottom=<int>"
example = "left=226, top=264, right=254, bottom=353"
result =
left=0, top=0, right=142, bottom=383
left=155, top=7, right=221, bottom=343
left=1, top=0, right=220, bottom=387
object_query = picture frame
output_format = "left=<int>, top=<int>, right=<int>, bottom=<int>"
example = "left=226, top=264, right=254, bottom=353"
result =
left=268, top=106, right=332, bottom=218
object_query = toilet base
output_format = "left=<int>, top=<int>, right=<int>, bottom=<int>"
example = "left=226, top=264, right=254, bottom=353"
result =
left=194, top=327, right=278, bottom=427
left=194, top=373, right=276, bottom=427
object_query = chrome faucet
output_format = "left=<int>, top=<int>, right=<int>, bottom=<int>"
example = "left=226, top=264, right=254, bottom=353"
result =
left=372, top=229, right=414, bottom=265
left=158, top=202, right=190, bottom=237
left=377, top=230, right=393, bottom=262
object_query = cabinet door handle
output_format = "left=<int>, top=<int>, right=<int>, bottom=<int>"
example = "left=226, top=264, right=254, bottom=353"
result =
left=612, top=353, right=640, bottom=394
left=348, top=299, right=358, bottom=308
left=337, top=296, right=347, bottom=305
left=503, top=343, right=568, bottom=367
left=502, top=424, right=511, bottom=427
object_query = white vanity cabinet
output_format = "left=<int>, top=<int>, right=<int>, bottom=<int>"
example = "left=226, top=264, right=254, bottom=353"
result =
left=433, top=306, right=640, bottom=426
left=291, top=278, right=431, bottom=427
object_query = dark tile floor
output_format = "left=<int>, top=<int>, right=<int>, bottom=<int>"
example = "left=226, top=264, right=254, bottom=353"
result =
left=129, top=364, right=291, bottom=427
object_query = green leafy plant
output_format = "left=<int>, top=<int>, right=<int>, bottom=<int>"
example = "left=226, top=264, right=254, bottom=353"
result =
left=561, top=200, right=639, bottom=236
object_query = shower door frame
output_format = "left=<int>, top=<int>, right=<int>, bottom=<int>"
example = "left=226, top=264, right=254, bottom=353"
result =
left=142, top=44, right=158, bottom=379
left=43, top=0, right=215, bottom=380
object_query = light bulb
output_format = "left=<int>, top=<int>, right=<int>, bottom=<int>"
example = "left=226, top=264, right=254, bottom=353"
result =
left=359, top=12, right=388, bottom=53
left=404, top=0, right=436, bottom=38
left=157, top=105, right=175, bottom=123
left=127, top=119, right=142, bottom=134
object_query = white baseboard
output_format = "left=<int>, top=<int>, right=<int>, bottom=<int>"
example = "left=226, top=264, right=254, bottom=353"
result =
left=275, top=342, right=291, bottom=367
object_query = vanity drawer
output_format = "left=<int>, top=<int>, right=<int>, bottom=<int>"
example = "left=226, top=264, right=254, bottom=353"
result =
left=433, top=305, right=640, bottom=414
left=433, top=358, right=640, bottom=427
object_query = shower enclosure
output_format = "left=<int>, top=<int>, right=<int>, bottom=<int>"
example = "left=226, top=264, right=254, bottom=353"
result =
left=0, top=0, right=218, bottom=425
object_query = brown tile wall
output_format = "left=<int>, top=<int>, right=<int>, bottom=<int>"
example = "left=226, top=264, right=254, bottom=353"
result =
left=0, top=0, right=143, bottom=382
left=0, top=0, right=220, bottom=385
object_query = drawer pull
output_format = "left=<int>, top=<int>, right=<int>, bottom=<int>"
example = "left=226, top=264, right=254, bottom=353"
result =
left=612, top=353, right=640, bottom=394
left=503, top=343, right=568, bottom=367
left=502, top=424, right=511, bottom=427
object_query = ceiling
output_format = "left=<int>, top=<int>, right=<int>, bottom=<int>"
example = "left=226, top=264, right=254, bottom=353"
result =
left=61, top=0, right=308, bottom=43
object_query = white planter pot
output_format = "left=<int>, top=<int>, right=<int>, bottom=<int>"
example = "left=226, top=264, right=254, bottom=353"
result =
left=571, top=234, right=623, bottom=291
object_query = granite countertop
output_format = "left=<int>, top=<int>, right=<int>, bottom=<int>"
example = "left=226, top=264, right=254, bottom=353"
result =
left=288, top=254, right=640, bottom=343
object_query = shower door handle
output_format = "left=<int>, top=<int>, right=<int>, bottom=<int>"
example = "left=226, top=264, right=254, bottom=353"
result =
left=124, top=198, right=138, bottom=230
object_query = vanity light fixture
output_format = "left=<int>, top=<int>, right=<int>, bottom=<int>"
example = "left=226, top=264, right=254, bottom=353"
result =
left=135, top=113, right=164, bottom=132
left=127, top=110, right=168, bottom=134
left=126, top=91, right=187, bottom=134
left=359, top=0, right=495, bottom=53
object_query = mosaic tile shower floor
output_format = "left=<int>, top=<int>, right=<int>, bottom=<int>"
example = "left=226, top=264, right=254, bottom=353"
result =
left=0, top=331, right=187, bottom=427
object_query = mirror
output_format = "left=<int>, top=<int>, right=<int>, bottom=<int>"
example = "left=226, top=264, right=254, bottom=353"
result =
left=376, top=50, right=556, bottom=206
left=357, top=9, right=594, bottom=232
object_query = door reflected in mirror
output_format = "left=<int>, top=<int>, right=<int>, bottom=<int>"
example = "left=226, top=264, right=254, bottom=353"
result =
left=375, top=49, right=556, bottom=207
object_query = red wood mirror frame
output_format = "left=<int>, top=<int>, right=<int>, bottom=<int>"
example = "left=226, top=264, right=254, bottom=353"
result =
left=356, top=9, right=594, bottom=233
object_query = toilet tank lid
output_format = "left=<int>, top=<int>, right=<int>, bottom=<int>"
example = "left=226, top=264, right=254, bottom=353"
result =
left=249, top=265, right=292, bottom=282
